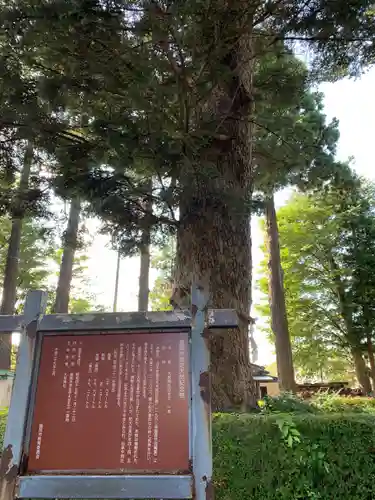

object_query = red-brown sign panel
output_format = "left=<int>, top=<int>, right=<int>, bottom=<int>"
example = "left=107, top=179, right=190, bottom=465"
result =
left=28, top=332, right=189, bottom=473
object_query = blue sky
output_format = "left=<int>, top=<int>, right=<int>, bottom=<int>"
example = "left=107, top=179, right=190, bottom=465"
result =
left=251, top=66, right=375, bottom=364
left=319, top=69, right=375, bottom=182
left=86, top=66, right=375, bottom=366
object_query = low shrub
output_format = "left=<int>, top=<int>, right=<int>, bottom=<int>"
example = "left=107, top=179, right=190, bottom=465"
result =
left=0, top=409, right=7, bottom=449
left=260, top=392, right=375, bottom=415
left=213, top=413, right=375, bottom=500
left=261, top=392, right=317, bottom=414
left=2, top=410, right=375, bottom=499
left=312, top=393, right=375, bottom=414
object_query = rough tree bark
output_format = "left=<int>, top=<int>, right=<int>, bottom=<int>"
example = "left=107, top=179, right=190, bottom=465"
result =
left=265, top=195, right=296, bottom=392
left=352, top=347, right=371, bottom=394
left=350, top=223, right=373, bottom=392
left=172, top=28, right=258, bottom=410
left=0, top=143, right=33, bottom=370
left=138, top=245, right=151, bottom=312
left=367, top=336, right=375, bottom=392
left=328, top=254, right=371, bottom=392
left=52, top=198, right=81, bottom=314
left=174, top=195, right=256, bottom=410
left=138, top=180, right=152, bottom=312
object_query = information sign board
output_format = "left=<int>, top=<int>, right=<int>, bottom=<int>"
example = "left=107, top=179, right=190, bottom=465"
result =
left=0, top=289, right=238, bottom=500
left=28, top=332, right=189, bottom=473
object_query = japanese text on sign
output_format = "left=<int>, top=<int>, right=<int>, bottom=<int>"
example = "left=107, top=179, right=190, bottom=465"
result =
left=28, top=332, right=189, bottom=473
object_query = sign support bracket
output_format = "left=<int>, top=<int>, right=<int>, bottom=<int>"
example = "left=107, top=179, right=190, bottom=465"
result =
left=0, top=291, right=47, bottom=500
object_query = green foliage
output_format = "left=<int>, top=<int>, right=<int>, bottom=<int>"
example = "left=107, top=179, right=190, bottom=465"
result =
left=0, top=0, right=373, bottom=253
left=69, top=297, right=105, bottom=314
left=261, top=393, right=317, bottom=414
left=256, top=177, right=375, bottom=381
left=261, top=393, right=375, bottom=415
left=0, top=216, right=56, bottom=308
left=312, top=394, right=375, bottom=414
left=0, top=411, right=7, bottom=448
left=253, top=54, right=341, bottom=198
left=1, top=409, right=375, bottom=499
left=149, top=276, right=173, bottom=312
left=0, top=212, right=104, bottom=313
left=274, top=412, right=302, bottom=447
left=213, top=413, right=375, bottom=500
left=47, top=249, right=106, bottom=313
left=265, top=361, right=278, bottom=377
left=149, top=240, right=175, bottom=311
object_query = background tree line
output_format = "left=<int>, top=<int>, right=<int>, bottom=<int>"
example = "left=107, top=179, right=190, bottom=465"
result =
left=257, top=178, right=375, bottom=393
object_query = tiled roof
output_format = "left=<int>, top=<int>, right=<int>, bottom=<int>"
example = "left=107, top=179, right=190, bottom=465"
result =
left=250, top=363, right=278, bottom=382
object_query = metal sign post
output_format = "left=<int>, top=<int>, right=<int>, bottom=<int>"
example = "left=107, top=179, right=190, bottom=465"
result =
left=0, top=285, right=238, bottom=500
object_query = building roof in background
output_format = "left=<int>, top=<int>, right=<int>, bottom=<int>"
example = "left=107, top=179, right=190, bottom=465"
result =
left=251, top=363, right=278, bottom=382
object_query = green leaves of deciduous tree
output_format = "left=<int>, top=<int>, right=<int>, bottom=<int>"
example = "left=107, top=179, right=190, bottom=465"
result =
left=257, top=179, right=375, bottom=387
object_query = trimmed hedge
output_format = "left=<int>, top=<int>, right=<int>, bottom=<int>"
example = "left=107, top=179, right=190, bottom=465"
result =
left=2, top=411, right=375, bottom=499
left=213, top=413, right=375, bottom=500
left=261, top=392, right=375, bottom=415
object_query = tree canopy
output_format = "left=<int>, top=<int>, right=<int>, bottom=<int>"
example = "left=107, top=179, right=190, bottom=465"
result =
left=0, top=0, right=375, bottom=403
left=0, top=216, right=55, bottom=308
left=0, top=0, right=374, bottom=242
left=256, top=178, right=375, bottom=388
left=0, top=213, right=104, bottom=313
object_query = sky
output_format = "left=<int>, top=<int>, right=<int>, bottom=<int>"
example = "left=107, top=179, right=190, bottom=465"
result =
left=84, top=66, right=375, bottom=367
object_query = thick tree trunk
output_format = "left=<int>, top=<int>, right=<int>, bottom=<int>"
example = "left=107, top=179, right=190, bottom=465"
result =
left=352, top=347, right=371, bottom=394
left=0, top=143, right=33, bottom=370
left=52, top=198, right=81, bottom=314
left=265, top=195, right=296, bottom=392
left=138, top=180, right=152, bottom=312
left=175, top=194, right=256, bottom=411
left=172, top=32, right=258, bottom=410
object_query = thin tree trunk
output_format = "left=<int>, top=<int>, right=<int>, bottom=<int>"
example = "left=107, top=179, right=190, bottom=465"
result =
left=138, top=246, right=151, bottom=311
left=352, top=347, right=371, bottom=394
left=52, top=198, right=81, bottom=314
left=350, top=222, right=373, bottom=392
left=0, top=143, right=33, bottom=370
left=328, top=254, right=369, bottom=391
left=138, top=180, right=152, bottom=312
left=265, top=195, right=296, bottom=392
left=367, top=336, right=375, bottom=391
left=113, top=251, right=121, bottom=313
